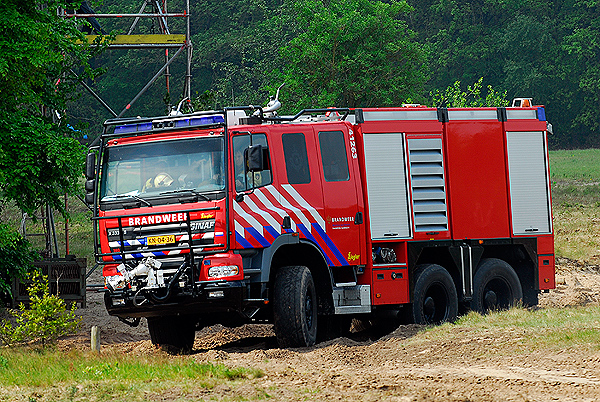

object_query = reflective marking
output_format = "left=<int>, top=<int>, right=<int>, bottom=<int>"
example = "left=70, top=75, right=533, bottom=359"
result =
left=245, top=226, right=271, bottom=248
left=312, top=223, right=348, bottom=265
left=234, top=220, right=244, bottom=237
left=282, top=184, right=326, bottom=229
left=235, top=230, right=253, bottom=248
left=254, top=187, right=297, bottom=231
left=241, top=196, right=281, bottom=234
left=267, top=185, right=312, bottom=231
left=362, top=110, right=438, bottom=121
left=448, top=109, right=498, bottom=120
left=297, top=224, right=334, bottom=266
left=264, top=225, right=280, bottom=239
left=234, top=202, right=265, bottom=235
left=506, top=109, right=538, bottom=120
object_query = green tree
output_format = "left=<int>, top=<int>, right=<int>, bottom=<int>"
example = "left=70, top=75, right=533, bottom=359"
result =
left=0, top=224, right=35, bottom=296
left=0, top=0, right=99, bottom=215
left=430, top=77, right=509, bottom=107
left=562, top=0, right=600, bottom=147
left=0, top=0, right=101, bottom=293
left=280, top=0, right=427, bottom=109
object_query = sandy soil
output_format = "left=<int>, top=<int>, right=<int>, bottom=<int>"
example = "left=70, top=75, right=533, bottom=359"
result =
left=62, top=257, right=600, bottom=401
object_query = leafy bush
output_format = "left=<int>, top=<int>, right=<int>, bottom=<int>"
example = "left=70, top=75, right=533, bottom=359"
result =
left=429, top=77, right=510, bottom=108
left=0, top=224, right=35, bottom=297
left=0, top=271, right=81, bottom=347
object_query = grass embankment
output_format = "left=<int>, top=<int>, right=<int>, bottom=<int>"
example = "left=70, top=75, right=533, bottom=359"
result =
left=0, top=349, right=263, bottom=401
left=550, top=149, right=600, bottom=262
left=430, top=306, right=600, bottom=355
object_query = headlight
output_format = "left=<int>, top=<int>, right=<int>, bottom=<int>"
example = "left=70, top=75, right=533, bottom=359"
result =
left=207, top=265, right=239, bottom=278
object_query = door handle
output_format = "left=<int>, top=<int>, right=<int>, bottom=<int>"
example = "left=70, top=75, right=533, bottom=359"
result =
left=354, top=212, right=363, bottom=225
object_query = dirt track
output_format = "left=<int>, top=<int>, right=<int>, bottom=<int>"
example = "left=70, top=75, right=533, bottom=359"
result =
left=65, top=258, right=600, bottom=401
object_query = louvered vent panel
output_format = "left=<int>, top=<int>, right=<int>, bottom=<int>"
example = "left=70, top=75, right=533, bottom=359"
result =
left=408, top=139, right=448, bottom=232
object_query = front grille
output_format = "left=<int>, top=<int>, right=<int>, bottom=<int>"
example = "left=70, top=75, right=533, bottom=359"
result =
left=108, top=219, right=217, bottom=253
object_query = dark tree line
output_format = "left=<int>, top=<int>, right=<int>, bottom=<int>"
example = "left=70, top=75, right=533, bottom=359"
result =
left=68, top=0, right=600, bottom=149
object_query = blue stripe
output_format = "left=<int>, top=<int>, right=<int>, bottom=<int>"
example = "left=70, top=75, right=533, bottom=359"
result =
left=245, top=227, right=272, bottom=248
left=297, top=224, right=335, bottom=266
left=264, top=226, right=280, bottom=239
left=235, top=231, right=253, bottom=249
left=312, top=224, right=348, bottom=266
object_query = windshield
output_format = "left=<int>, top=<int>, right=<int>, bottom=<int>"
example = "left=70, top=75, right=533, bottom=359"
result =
left=100, top=137, right=224, bottom=202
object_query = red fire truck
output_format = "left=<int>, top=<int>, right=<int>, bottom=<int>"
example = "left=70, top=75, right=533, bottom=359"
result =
left=85, top=99, right=555, bottom=351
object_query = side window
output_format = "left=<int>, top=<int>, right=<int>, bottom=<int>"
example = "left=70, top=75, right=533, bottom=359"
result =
left=319, top=131, right=349, bottom=182
left=232, top=134, right=272, bottom=191
left=282, top=133, right=311, bottom=184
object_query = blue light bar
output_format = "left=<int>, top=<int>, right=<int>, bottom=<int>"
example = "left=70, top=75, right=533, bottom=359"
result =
left=114, top=122, right=152, bottom=134
left=537, top=107, right=546, bottom=121
left=114, top=114, right=224, bottom=134
left=174, top=115, right=225, bottom=127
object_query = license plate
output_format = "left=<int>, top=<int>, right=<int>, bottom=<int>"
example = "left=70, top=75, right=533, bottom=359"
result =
left=146, top=235, right=176, bottom=245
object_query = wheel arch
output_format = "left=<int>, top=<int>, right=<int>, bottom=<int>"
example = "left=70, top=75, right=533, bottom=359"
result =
left=477, top=241, right=538, bottom=305
left=261, top=236, right=335, bottom=315
left=409, top=244, right=461, bottom=302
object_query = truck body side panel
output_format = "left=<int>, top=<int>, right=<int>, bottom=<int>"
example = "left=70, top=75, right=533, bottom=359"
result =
left=444, top=116, right=511, bottom=240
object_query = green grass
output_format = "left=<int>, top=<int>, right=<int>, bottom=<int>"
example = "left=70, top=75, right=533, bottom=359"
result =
left=549, top=148, right=600, bottom=182
left=548, top=149, right=600, bottom=261
left=0, top=349, right=263, bottom=401
left=425, top=306, right=600, bottom=353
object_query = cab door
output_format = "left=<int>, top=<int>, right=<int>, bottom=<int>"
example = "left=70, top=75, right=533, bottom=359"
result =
left=315, top=125, right=364, bottom=266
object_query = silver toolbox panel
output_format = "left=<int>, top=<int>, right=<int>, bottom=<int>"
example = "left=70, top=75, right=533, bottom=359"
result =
left=363, top=133, right=411, bottom=239
left=507, top=131, right=552, bottom=234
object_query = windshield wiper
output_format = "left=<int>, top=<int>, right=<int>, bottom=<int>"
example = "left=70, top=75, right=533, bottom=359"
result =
left=103, top=194, right=152, bottom=207
left=159, top=189, right=211, bottom=201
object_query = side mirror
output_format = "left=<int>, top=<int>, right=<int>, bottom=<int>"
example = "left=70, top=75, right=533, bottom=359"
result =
left=85, top=179, right=95, bottom=192
left=85, top=153, right=96, bottom=180
left=84, top=192, right=95, bottom=205
left=245, top=145, right=263, bottom=172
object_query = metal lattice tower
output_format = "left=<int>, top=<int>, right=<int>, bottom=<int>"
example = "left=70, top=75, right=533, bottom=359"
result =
left=65, top=0, right=192, bottom=118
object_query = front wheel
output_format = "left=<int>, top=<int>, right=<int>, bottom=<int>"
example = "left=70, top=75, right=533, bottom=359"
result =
left=471, top=258, right=523, bottom=313
left=147, top=315, right=196, bottom=354
left=412, top=264, right=458, bottom=325
left=273, top=266, right=318, bottom=348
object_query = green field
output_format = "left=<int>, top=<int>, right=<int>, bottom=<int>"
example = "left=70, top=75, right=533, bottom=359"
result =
left=549, top=149, right=600, bottom=261
left=550, top=149, right=600, bottom=183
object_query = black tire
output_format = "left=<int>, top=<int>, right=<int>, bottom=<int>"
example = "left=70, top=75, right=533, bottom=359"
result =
left=317, top=314, right=352, bottom=342
left=273, top=266, right=318, bottom=348
left=471, top=258, right=523, bottom=313
left=147, top=315, right=196, bottom=354
left=412, top=264, right=458, bottom=325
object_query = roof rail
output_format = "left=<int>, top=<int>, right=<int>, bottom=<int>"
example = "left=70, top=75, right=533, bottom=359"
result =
left=265, top=108, right=351, bottom=122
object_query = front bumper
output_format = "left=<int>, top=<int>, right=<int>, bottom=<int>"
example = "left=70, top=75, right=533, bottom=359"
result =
left=104, top=280, right=245, bottom=318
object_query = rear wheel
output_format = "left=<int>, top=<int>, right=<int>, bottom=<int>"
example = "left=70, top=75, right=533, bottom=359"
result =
left=471, top=258, right=523, bottom=313
left=412, top=264, right=458, bottom=324
left=147, top=315, right=196, bottom=354
left=273, top=266, right=318, bottom=348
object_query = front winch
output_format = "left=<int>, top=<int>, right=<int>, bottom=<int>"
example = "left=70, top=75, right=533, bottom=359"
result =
left=106, top=257, right=164, bottom=291
left=106, top=257, right=189, bottom=307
